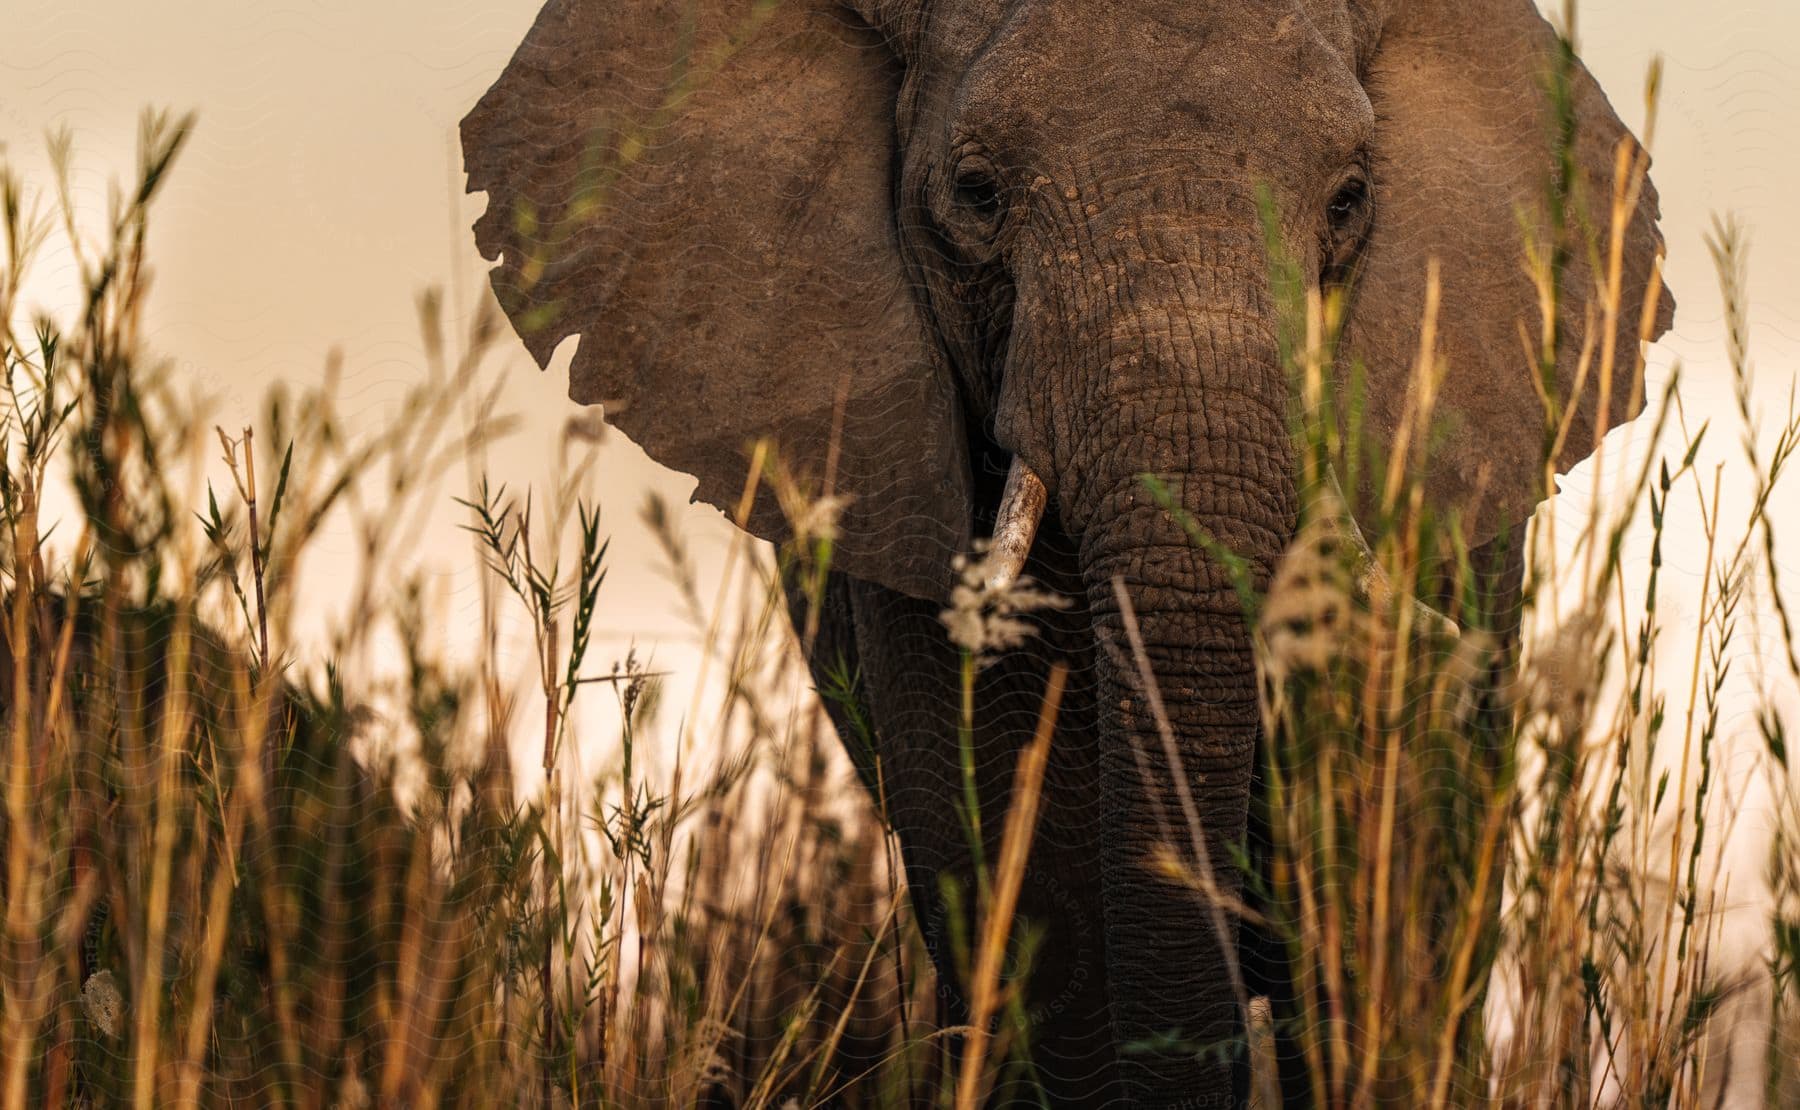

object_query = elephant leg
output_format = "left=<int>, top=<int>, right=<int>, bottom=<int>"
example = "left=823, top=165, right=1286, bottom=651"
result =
left=783, top=570, right=885, bottom=801
left=785, top=571, right=987, bottom=1100
left=783, top=545, right=1117, bottom=1104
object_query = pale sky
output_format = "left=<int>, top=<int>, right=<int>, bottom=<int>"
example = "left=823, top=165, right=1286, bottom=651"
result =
left=4, top=0, right=1799, bottom=795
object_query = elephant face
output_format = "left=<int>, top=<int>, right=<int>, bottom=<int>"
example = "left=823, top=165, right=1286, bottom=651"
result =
left=462, top=0, right=1670, bottom=1099
left=898, top=0, right=1373, bottom=519
left=461, top=0, right=1669, bottom=600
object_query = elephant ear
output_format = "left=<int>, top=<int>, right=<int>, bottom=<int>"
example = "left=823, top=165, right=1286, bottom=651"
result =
left=461, top=0, right=971, bottom=601
left=1340, top=0, right=1674, bottom=547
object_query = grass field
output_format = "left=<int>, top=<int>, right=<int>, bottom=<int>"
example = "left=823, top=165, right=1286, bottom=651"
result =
left=3, top=37, right=1799, bottom=1109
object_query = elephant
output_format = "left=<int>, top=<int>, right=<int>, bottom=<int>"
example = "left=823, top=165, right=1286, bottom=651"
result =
left=460, top=0, right=1672, bottom=1104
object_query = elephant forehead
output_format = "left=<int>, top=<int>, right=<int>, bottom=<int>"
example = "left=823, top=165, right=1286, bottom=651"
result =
left=946, top=0, right=1371, bottom=166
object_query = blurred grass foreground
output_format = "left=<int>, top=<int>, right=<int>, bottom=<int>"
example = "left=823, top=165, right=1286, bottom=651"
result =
left=3, top=79, right=1800, bottom=1110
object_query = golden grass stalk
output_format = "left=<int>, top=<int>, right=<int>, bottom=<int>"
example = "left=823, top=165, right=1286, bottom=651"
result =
left=954, top=663, right=1065, bottom=1110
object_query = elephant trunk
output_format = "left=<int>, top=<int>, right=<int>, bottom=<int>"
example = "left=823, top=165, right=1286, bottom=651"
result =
left=1005, top=216, right=1297, bottom=1102
left=1081, top=442, right=1290, bottom=1102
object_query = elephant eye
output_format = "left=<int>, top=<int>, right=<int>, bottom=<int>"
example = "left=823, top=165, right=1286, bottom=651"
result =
left=1324, top=172, right=1373, bottom=279
left=1327, top=176, right=1369, bottom=235
left=1331, top=175, right=1364, bottom=214
left=955, top=169, right=1002, bottom=217
left=947, top=154, right=1007, bottom=242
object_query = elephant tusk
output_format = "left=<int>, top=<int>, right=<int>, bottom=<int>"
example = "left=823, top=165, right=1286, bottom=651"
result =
left=1345, top=543, right=1462, bottom=642
left=1325, top=472, right=1461, bottom=642
left=986, top=458, right=1049, bottom=590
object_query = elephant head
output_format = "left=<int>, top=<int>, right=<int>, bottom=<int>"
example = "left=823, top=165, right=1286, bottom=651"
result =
left=462, top=0, right=1670, bottom=1099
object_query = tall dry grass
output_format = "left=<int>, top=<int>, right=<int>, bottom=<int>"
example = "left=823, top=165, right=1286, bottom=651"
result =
left=2, top=8, right=1798, bottom=1108
left=1219, top=26, right=1800, bottom=1107
left=0, top=114, right=935, bottom=1108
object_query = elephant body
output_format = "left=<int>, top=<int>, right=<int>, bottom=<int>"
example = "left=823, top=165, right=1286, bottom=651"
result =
left=463, top=1, right=1671, bottom=1103
left=793, top=510, right=1528, bottom=1106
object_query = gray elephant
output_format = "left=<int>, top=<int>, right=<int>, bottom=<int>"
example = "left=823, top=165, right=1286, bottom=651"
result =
left=460, top=0, right=1671, bottom=1104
